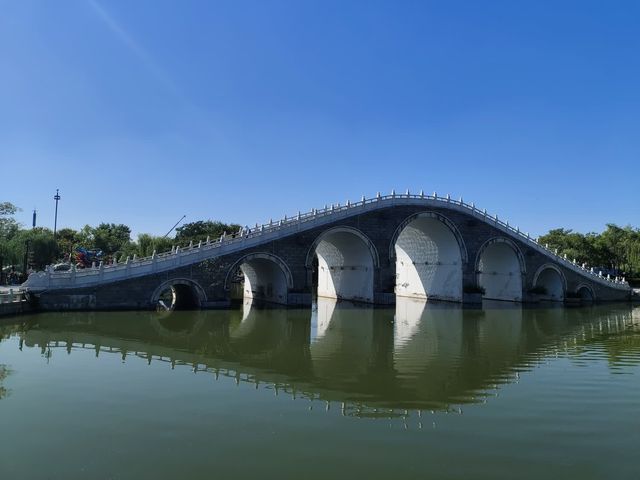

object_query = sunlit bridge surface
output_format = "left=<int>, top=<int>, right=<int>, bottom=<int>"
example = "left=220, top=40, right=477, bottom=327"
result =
left=1, top=303, right=639, bottom=479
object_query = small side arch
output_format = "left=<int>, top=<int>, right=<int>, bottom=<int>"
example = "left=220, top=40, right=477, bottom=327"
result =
left=533, top=264, right=567, bottom=301
left=475, top=237, right=526, bottom=275
left=224, top=252, right=293, bottom=305
left=224, top=252, right=294, bottom=291
left=388, top=211, right=468, bottom=264
left=151, top=278, right=207, bottom=310
left=575, top=283, right=596, bottom=302
left=306, top=226, right=379, bottom=303
left=475, top=237, right=526, bottom=302
left=305, top=226, right=380, bottom=268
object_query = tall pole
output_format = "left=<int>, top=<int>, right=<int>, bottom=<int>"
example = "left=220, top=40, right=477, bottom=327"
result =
left=53, top=189, right=61, bottom=238
left=163, top=215, right=186, bottom=238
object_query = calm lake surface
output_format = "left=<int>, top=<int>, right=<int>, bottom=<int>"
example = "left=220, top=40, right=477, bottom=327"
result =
left=1, top=299, right=639, bottom=479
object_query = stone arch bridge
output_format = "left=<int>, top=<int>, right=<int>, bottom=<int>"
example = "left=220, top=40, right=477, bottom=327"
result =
left=24, top=192, right=631, bottom=310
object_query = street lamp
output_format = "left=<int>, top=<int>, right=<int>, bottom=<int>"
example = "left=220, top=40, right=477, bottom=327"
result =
left=53, top=189, right=61, bottom=238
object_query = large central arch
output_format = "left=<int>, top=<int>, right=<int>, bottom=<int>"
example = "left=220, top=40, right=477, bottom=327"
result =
left=476, top=237, right=525, bottom=302
left=225, top=253, right=293, bottom=305
left=306, top=226, right=378, bottom=303
left=392, top=212, right=466, bottom=302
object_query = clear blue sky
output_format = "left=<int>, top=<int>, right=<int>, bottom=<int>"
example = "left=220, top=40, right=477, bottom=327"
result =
left=1, top=0, right=638, bottom=238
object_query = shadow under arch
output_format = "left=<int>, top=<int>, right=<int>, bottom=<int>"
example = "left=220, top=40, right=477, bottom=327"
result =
left=575, top=283, right=596, bottom=302
left=224, top=252, right=293, bottom=305
left=533, top=264, right=567, bottom=302
left=305, top=226, right=379, bottom=303
left=150, top=278, right=207, bottom=310
left=476, top=237, right=526, bottom=302
left=391, top=211, right=467, bottom=302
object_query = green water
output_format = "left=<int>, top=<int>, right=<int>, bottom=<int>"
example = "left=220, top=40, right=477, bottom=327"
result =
left=1, top=298, right=639, bottom=479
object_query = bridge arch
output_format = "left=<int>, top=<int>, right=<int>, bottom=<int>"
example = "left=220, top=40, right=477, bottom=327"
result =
left=575, top=283, right=596, bottom=303
left=306, top=226, right=378, bottom=303
left=476, top=237, right=525, bottom=302
left=533, top=264, right=566, bottom=302
left=151, top=278, right=207, bottom=311
left=225, top=252, right=293, bottom=305
left=392, top=212, right=466, bottom=302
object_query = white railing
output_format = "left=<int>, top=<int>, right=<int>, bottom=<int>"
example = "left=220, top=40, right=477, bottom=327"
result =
left=23, top=190, right=631, bottom=291
left=0, top=289, right=25, bottom=304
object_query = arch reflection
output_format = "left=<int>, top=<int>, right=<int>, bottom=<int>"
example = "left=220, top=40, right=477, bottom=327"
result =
left=8, top=303, right=639, bottom=413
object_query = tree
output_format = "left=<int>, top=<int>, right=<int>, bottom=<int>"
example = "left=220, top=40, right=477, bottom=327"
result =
left=89, top=223, right=132, bottom=255
left=7, top=228, right=58, bottom=269
left=55, top=228, right=82, bottom=257
left=0, top=202, right=20, bottom=241
left=136, top=234, right=174, bottom=257
left=175, top=220, right=241, bottom=245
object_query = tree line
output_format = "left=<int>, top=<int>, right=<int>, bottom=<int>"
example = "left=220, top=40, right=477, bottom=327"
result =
left=538, top=225, right=640, bottom=281
left=0, top=202, right=240, bottom=272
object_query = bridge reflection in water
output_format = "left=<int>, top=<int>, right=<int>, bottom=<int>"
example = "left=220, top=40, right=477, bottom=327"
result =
left=13, top=301, right=640, bottom=415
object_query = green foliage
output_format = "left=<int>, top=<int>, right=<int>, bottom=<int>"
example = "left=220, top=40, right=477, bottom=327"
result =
left=175, top=220, right=242, bottom=245
left=136, top=234, right=174, bottom=257
left=6, top=227, right=58, bottom=269
left=55, top=228, right=84, bottom=256
left=538, top=224, right=640, bottom=277
left=84, top=223, right=132, bottom=256
left=0, top=202, right=21, bottom=242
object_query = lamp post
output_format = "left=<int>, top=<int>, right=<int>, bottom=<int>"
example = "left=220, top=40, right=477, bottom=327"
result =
left=53, top=189, right=61, bottom=238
